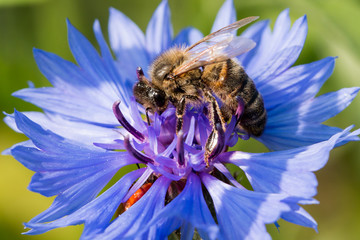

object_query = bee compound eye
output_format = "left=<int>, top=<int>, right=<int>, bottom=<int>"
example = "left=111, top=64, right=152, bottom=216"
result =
left=154, top=92, right=166, bottom=108
left=149, top=89, right=167, bottom=108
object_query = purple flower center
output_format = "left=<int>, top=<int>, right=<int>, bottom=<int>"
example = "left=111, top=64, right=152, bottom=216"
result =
left=111, top=98, right=244, bottom=178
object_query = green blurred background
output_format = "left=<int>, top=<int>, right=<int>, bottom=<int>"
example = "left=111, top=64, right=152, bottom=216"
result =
left=1, top=0, right=359, bottom=239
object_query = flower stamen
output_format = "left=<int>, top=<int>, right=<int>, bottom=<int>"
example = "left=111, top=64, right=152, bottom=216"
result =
left=124, top=137, right=154, bottom=164
left=113, top=100, right=145, bottom=142
left=235, top=96, right=245, bottom=127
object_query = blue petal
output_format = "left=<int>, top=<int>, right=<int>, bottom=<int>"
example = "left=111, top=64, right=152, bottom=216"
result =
left=172, top=27, right=203, bottom=47
left=211, top=0, right=236, bottom=32
left=260, top=85, right=359, bottom=150
left=12, top=110, right=94, bottom=153
left=26, top=155, right=132, bottom=224
left=11, top=111, right=138, bottom=223
left=268, top=87, right=360, bottom=125
left=13, top=87, right=118, bottom=126
left=247, top=10, right=307, bottom=82
left=13, top=146, right=131, bottom=196
left=91, top=176, right=171, bottom=240
left=108, top=8, right=150, bottom=82
left=24, top=169, right=144, bottom=236
left=31, top=46, right=131, bottom=125
left=137, top=173, right=219, bottom=240
left=146, top=0, right=173, bottom=58
left=221, top=127, right=359, bottom=197
left=122, top=167, right=153, bottom=203
left=238, top=20, right=270, bottom=68
left=148, top=127, right=159, bottom=155
left=93, top=19, right=132, bottom=105
left=67, top=20, right=123, bottom=103
left=33, top=48, right=125, bottom=112
left=281, top=205, right=318, bottom=231
left=5, top=111, right=121, bottom=146
left=33, top=48, right=91, bottom=89
left=260, top=57, right=335, bottom=111
left=128, top=97, right=148, bottom=132
left=2, top=140, right=34, bottom=155
left=185, top=116, right=196, bottom=145
left=259, top=124, right=343, bottom=150
left=201, top=173, right=291, bottom=240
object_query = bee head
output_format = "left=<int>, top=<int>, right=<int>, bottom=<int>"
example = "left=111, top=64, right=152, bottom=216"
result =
left=133, top=69, right=169, bottom=113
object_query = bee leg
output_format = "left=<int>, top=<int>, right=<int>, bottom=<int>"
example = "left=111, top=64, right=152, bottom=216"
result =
left=176, top=131, right=185, bottom=165
left=204, top=91, right=226, bottom=167
left=220, top=104, right=232, bottom=123
left=145, top=107, right=152, bottom=126
left=176, top=95, right=199, bottom=134
left=176, top=97, right=186, bottom=134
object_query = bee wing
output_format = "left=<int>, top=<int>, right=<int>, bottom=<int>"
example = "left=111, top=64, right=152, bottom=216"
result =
left=187, top=16, right=259, bottom=52
left=172, top=16, right=258, bottom=76
left=173, top=35, right=256, bottom=76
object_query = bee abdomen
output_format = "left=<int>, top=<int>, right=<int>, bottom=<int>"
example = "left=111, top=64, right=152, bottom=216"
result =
left=203, top=59, right=267, bottom=137
left=234, top=75, right=267, bottom=137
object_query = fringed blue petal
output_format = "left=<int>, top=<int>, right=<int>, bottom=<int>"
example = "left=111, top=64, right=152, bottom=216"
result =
left=211, top=0, right=236, bottom=33
left=5, top=111, right=121, bottom=146
left=268, top=87, right=360, bottom=125
left=13, top=87, right=118, bottom=126
left=260, top=57, right=335, bottom=111
left=222, top=127, right=359, bottom=197
left=91, top=176, right=171, bottom=240
left=67, top=20, right=122, bottom=104
left=146, top=0, right=173, bottom=58
left=260, top=87, right=360, bottom=150
left=281, top=205, right=318, bottom=231
left=201, top=173, right=291, bottom=240
left=247, top=10, right=307, bottom=83
left=238, top=20, right=269, bottom=68
left=93, top=19, right=132, bottom=105
left=108, top=7, right=150, bottom=82
left=24, top=169, right=144, bottom=236
left=259, top=124, right=343, bottom=150
left=172, top=27, right=203, bottom=47
left=11, top=111, right=138, bottom=223
left=137, top=173, right=219, bottom=240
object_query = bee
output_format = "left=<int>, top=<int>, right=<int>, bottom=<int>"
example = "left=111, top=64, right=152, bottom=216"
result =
left=133, top=16, right=266, bottom=165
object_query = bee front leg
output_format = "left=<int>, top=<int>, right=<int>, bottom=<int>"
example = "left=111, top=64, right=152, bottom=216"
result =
left=204, top=91, right=226, bottom=167
left=145, top=107, right=152, bottom=126
left=176, top=97, right=186, bottom=134
left=176, top=95, right=200, bottom=134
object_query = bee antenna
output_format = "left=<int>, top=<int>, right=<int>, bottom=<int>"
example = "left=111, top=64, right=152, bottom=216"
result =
left=136, top=67, right=145, bottom=81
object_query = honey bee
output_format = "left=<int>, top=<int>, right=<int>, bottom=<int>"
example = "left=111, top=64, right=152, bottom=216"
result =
left=133, top=16, right=266, bottom=164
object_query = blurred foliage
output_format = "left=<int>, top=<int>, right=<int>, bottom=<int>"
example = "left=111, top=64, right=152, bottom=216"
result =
left=0, top=0, right=359, bottom=239
left=0, top=0, right=47, bottom=7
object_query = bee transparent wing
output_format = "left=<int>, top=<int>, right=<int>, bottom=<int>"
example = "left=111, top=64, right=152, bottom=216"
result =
left=173, top=36, right=256, bottom=76
left=173, top=16, right=258, bottom=76
left=187, top=16, right=259, bottom=51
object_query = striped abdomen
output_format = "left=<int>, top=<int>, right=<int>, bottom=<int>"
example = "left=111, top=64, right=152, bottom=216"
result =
left=202, top=59, right=267, bottom=136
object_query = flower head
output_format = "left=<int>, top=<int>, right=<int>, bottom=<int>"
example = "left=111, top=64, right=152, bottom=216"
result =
left=4, top=0, right=360, bottom=239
